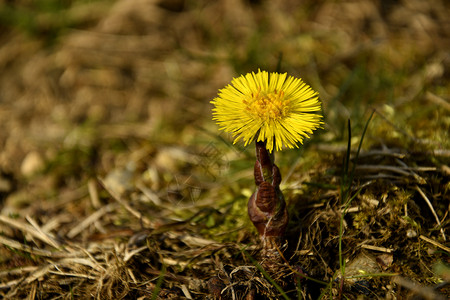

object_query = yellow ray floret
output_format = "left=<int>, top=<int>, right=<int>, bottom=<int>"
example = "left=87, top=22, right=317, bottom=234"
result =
left=211, top=69, right=323, bottom=152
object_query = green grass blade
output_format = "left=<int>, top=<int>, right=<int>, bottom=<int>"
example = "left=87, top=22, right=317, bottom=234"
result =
left=151, top=264, right=166, bottom=300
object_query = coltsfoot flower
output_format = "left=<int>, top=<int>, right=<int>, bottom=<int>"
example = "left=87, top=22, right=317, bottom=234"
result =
left=211, top=69, right=323, bottom=152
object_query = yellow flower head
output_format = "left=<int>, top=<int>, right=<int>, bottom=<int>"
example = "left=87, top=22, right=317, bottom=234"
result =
left=211, top=69, right=323, bottom=152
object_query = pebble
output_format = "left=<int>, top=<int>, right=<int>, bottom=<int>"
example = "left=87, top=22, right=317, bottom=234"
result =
left=21, top=151, right=45, bottom=177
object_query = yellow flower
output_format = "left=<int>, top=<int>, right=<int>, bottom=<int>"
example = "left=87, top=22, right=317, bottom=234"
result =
left=211, top=69, right=323, bottom=152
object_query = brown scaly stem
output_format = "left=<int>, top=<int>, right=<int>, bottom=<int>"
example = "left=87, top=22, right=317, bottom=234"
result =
left=248, top=141, right=289, bottom=252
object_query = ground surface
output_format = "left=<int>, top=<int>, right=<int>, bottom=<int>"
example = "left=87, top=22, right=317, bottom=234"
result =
left=0, top=0, right=449, bottom=299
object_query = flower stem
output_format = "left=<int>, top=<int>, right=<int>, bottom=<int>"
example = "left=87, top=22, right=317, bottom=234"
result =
left=248, top=141, right=289, bottom=247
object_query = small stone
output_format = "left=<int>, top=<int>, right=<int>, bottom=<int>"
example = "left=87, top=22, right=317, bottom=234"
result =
left=21, top=151, right=45, bottom=177
left=406, top=228, right=417, bottom=238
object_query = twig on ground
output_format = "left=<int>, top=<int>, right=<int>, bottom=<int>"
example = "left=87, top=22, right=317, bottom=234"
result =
left=425, top=91, right=450, bottom=112
left=419, top=235, right=450, bottom=253
left=0, top=266, right=37, bottom=279
left=360, top=244, right=393, bottom=253
left=25, top=215, right=61, bottom=249
left=24, top=264, right=53, bottom=284
left=88, top=178, right=102, bottom=209
left=48, top=270, right=98, bottom=280
left=415, top=186, right=446, bottom=241
left=0, top=235, right=57, bottom=258
left=0, top=215, right=60, bottom=249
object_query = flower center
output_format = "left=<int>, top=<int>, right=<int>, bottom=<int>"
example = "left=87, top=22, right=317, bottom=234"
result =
left=244, top=89, right=290, bottom=121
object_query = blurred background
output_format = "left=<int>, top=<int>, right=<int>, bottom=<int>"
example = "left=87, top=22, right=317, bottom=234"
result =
left=0, top=0, right=448, bottom=184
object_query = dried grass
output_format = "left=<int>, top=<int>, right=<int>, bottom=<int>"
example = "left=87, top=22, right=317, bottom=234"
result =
left=0, top=0, right=449, bottom=299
